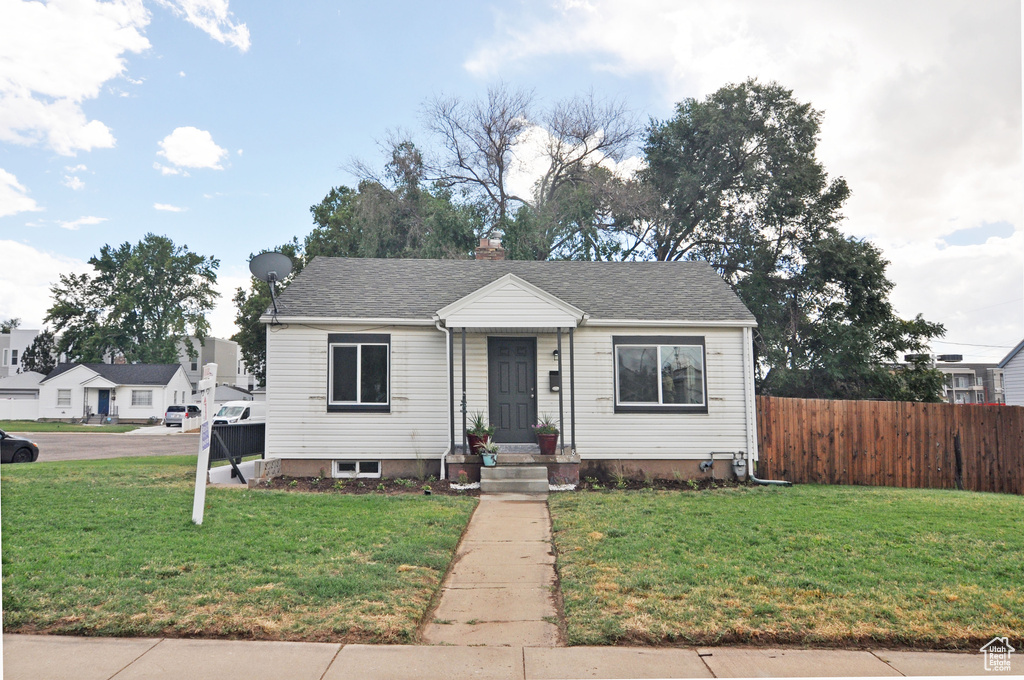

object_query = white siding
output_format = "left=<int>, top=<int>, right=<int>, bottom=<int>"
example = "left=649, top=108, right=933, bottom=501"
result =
left=1003, top=350, right=1024, bottom=406
left=443, top=279, right=579, bottom=328
left=268, top=323, right=754, bottom=461
left=267, top=324, right=450, bottom=460
left=38, top=367, right=94, bottom=419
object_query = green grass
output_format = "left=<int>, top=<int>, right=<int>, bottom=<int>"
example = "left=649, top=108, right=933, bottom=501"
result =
left=0, top=420, right=140, bottom=433
left=2, top=456, right=476, bottom=642
left=549, top=485, right=1024, bottom=648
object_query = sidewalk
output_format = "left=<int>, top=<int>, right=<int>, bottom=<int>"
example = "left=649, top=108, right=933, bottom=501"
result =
left=1, top=635, right=998, bottom=679
left=421, top=494, right=560, bottom=646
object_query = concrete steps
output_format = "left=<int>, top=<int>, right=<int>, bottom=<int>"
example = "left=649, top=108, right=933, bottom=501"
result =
left=480, top=465, right=549, bottom=495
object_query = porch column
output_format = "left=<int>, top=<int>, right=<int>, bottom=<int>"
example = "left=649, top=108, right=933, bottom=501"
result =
left=449, top=324, right=455, bottom=451
left=557, top=328, right=564, bottom=455
left=569, top=327, right=576, bottom=452
left=461, top=327, right=467, bottom=454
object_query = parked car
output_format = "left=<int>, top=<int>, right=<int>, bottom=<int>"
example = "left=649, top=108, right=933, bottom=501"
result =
left=213, top=400, right=265, bottom=425
left=164, top=404, right=201, bottom=427
left=0, top=429, right=39, bottom=463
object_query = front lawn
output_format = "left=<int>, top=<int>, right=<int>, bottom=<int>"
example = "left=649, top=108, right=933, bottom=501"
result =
left=2, top=456, right=476, bottom=642
left=0, top=420, right=139, bottom=433
left=550, top=485, right=1024, bottom=648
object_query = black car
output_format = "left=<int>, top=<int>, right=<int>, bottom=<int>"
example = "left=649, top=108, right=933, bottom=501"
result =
left=0, top=429, right=39, bottom=463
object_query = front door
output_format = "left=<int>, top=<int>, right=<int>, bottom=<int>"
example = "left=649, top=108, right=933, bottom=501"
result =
left=98, top=390, right=110, bottom=416
left=488, top=337, right=536, bottom=443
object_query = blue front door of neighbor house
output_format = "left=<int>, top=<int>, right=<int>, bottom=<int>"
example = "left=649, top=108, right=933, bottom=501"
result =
left=98, top=390, right=110, bottom=415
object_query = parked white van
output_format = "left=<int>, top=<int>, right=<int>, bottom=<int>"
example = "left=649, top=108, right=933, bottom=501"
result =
left=213, top=400, right=265, bottom=425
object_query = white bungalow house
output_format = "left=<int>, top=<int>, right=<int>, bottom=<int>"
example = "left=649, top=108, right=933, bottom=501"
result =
left=39, top=363, right=193, bottom=423
left=261, top=241, right=760, bottom=483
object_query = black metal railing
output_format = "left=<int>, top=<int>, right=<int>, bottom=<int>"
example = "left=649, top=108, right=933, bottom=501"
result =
left=208, top=422, right=266, bottom=483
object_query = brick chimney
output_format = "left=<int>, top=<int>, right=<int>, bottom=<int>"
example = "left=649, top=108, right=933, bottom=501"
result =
left=474, top=238, right=506, bottom=261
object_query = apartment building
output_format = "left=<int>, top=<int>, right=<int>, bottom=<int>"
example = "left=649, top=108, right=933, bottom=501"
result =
left=177, top=336, right=256, bottom=392
left=938, top=363, right=1004, bottom=404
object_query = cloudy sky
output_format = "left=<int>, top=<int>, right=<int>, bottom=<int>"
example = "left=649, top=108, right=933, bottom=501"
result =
left=1, top=0, right=1021, bottom=362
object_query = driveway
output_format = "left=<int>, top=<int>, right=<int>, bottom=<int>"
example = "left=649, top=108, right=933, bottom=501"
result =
left=10, top=431, right=199, bottom=462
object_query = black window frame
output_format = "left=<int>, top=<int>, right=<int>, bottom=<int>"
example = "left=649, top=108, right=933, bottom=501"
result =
left=327, top=333, right=391, bottom=413
left=612, top=335, right=708, bottom=414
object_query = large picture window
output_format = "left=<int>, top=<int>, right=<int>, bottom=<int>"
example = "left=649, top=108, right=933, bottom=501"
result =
left=613, top=336, right=707, bottom=413
left=131, top=390, right=153, bottom=407
left=327, top=333, right=390, bottom=413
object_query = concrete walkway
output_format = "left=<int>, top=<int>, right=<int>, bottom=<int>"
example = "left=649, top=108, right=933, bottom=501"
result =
left=421, top=494, right=561, bottom=646
left=2, top=635, right=1001, bottom=679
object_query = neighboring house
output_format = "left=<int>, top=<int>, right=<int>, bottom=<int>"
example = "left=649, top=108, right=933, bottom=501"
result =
left=999, top=339, right=1024, bottom=406
left=214, top=384, right=253, bottom=404
left=0, top=371, right=45, bottom=399
left=0, top=371, right=45, bottom=421
left=0, top=328, right=39, bottom=378
left=938, top=363, right=1005, bottom=404
left=178, top=336, right=256, bottom=392
left=260, top=241, right=759, bottom=482
left=39, top=363, right=193, bottom=423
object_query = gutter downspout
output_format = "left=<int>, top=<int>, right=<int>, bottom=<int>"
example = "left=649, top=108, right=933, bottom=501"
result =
left=742, top=325, right=791, bottom=487
left=435, top=318, right=451, bottom=480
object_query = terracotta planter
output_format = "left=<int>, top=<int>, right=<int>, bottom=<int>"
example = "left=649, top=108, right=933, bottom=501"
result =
left=537, top=432, right=559, bottom=455
left=466, top=433, right=490, bottom=453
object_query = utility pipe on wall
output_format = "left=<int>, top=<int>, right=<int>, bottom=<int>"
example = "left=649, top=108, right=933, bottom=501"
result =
left=741, top=325, right=791, bottom=487
left=434, top=318, right=451, bottom=480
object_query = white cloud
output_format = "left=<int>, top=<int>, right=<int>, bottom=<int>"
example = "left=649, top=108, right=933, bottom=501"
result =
left=64, top=164, right=88, bottom=173
left=62, top=175, right=85, bottom=190
left=157, top=126, right=228, bottom=170
left=155, top=0, right=251, bottom=52
left=0, top=0, right=151, bottom=155
left=154, top=202, right=186, bottom=212
left=207, top=268, right=248, bottom=339
left=58, top=215, right=107, bottom=231
left=0, top=168, right=42, bottom=217
left=882, top=230, right=1024, bottom=362
left=466, top=0, right=1023, bottom=359
left=0, top=240, right=92, bottom=329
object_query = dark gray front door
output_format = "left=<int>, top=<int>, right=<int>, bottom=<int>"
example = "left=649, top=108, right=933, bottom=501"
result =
left=488, top=337, right=536, bottom=443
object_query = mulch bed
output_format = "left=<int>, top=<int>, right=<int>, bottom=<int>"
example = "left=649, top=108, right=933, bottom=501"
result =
left=261, top=476, right=480, bottom=497
left=578, top=473, right=748, bottom=492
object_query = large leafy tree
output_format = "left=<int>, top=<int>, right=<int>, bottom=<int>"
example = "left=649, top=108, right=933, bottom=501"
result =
left=45, top=234, right=219, bottom=364
left=636, top=79, right=944, bottom=400
left=20, top=329, right=58, bottom=374
left=232, top=140, right=479, bottom=383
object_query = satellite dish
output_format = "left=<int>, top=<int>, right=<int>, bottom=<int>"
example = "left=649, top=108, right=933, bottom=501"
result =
left=249, top=252, right=293, bottom=284
left=248, top=252, right=293, bottom=319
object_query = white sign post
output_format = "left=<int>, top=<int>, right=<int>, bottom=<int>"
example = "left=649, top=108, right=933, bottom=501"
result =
left=191, top=363, right=217, bottom=525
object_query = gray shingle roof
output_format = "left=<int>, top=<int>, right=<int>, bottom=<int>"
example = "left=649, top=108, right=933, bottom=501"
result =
left=274, top=257, right=755, bottom=323
left=43, top=363, right=183, bottom=385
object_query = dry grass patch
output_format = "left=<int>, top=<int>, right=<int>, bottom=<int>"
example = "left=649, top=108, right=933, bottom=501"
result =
left=550, top=485, right=1024, bottom=648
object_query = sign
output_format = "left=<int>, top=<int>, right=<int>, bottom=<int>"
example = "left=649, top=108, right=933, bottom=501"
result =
left=191, top=363, right=217, bottom=525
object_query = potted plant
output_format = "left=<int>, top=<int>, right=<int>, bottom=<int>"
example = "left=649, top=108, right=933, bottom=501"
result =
left=466, top=410, right=495, bottom=453
left=533, top=415, right=559, bottom=455
left=480, top=439, right=499, bottom=467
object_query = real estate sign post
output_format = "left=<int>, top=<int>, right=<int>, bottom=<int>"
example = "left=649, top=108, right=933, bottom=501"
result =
left=192, top=363, right=217, bottom=525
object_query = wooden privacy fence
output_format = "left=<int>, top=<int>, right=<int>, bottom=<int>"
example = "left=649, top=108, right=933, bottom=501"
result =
left=756, top=396, right=1024, bottom=495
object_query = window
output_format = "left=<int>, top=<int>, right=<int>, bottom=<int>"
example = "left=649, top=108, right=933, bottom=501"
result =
left=190, top=360, right=198, bottom=371
left=613, top=336, right=707, bottom=413
left=332, top=460, right=381, bottom=479
left=2, top=349, right=8, bottom=366
left=10, top=349, right=17, bottom=366
left=327, top=333, right=390, bottom=412
left=131, top=390, right=153, bottom=407
left=954, top=375, right=969, bottom=388
left=57, top=389, right=71, bottom=407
